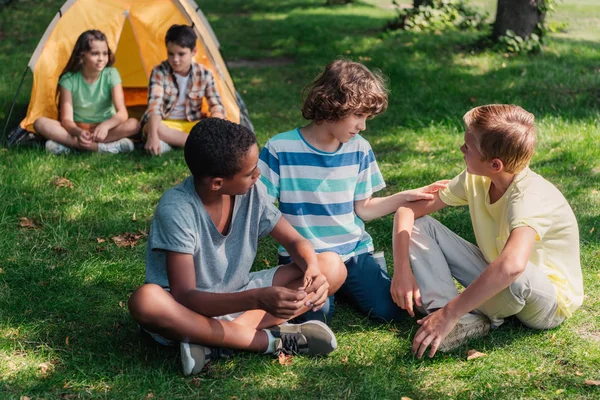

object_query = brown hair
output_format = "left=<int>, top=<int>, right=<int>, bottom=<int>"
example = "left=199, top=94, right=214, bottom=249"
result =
left=302, top=59, right=388, bottom=123
left=463, top=104, right=537, bottom=174
left=60, top=30, right=114, bottom=80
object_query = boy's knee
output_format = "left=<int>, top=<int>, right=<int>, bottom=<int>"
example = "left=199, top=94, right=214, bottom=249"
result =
left=128, top=284, right=167, bottom=324
left=317, top=252, right=347, bottom=291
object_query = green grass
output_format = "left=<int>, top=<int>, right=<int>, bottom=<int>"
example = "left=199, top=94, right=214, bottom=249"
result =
left=1, top=0, right=599, bottom=398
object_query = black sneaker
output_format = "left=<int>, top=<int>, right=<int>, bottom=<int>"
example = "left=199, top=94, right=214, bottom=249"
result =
left=270, top=320, right=337, bottom=356
left=180, top=342, right=232, bottom=376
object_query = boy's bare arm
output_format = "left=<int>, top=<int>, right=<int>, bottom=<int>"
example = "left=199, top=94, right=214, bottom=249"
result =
left=412, top=226, right=537, bottom=358
left=166, top=251, right=306, bottom=319
left=269, top=217, right=329, bottom=310
left=354, top=180, right=449, bottom=221
left=391, top=193, right=448, bottom=316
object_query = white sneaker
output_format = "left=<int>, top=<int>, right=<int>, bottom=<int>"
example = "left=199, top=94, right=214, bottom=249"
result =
left=160, top=140, right=172, bottom=154
left=98, top=138, right=134, bottom=154
left=180, top=342, right=232, bottom=376
left=45, top=140, right=71, bottom=155
left=438, top=313, right=490, bottom=352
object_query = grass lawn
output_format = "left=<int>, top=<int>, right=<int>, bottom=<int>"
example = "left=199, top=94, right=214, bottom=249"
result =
left=1, top=0, right=599, bottom=398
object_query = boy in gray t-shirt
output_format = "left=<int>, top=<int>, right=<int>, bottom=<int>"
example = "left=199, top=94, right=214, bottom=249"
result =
left=128, top=118, right=347, bottom=376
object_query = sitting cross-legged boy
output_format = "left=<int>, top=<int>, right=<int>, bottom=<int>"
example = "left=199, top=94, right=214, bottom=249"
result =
left=142, top=24, right=225, bottom=156
left=258, top=59, right=445, bottom=323
left=128, top=118, right=347, bottom=375
left=392, top=104, right=584, bottom=358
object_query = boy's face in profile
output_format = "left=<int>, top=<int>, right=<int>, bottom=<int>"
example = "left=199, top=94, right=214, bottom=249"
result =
left=166, top=42, right=196, bottom=76
left=221, top=144, right=261, bottom=195
left=327, top=112, right=369, bottom=144
left=460, top=128, right=489, bottom=176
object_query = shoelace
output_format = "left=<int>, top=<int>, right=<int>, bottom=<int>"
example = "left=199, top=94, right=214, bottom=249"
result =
left=279, top=333, right=300, bottom=355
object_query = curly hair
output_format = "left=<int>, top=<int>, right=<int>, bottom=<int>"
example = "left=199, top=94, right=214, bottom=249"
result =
left=184, top=118, right=257, bottom=179
left=463, top=104, right=537, bottom=174
left=302, top=59, right=388, bottom=123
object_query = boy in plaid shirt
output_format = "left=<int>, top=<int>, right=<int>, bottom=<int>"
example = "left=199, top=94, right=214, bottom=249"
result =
left=142, top=25, right=225, bottom=155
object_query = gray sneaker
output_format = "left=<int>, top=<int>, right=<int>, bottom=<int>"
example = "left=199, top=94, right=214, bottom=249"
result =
left=180, top=342, right=232, bottom=376
left=45, top=140, right=71, bottom=155
left=438, top=313, right=490, bottom=352
left=270, top=320, right=337, bottom=356
left=98, top=138, right=134, bottom=154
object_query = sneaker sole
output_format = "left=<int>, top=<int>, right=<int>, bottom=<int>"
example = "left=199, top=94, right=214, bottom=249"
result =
left=180, top=342, right=207, bottom=376
left=438, top=321, right=490, bottom=352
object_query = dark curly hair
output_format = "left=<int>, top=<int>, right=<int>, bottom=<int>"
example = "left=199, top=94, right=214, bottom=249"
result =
left=185, top=118, right=257, bottom=179
left=302, top=59, right=388, bottom=123
left=165, top=24, right=197, bottom=50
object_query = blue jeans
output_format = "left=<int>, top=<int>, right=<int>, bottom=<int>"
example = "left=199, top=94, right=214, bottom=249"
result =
left=279, top=252, right=407, bottom=323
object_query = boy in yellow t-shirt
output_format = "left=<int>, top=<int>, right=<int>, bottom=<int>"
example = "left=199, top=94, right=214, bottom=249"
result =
left=392, top=104, right=583, bottom=358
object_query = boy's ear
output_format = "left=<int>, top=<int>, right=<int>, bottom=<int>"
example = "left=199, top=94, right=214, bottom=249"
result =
left=490, top=158, right=504, bottom=173
left=191, top=46, right=198, bottom=57
left=208, top=177, right=223, bottom=191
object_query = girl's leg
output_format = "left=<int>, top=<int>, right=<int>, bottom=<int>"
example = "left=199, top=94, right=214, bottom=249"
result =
left=128, top=284, right=269, bottom=352
left=102, top=118, right=141, bottom=143
left=33, top=117, right=79, bottom=148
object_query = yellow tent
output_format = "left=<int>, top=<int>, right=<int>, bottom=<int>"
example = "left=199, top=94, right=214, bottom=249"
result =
left=5, top=0, right=252, bottom=145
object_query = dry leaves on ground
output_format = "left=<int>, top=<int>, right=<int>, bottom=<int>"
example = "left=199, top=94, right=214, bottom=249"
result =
left=19, top=217, right=39, bottom=229
left=51, top=176, right=74, bottom=189
left=585, top=380, right=600, bottom=386
left=111, top=232, right=144, bottom=248
left=467, top=349, right=487, bottom=360
left=278, top=352, right=293, bottom=366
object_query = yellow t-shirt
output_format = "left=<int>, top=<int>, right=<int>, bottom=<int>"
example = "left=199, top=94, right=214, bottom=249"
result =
left=439, top=168, right=583, bottom=317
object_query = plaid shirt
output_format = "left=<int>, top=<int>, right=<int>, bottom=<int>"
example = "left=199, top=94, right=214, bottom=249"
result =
left=142, top=60, right=225, bottom=125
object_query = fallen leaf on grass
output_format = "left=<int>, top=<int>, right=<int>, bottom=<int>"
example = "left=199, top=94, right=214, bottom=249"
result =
left=467, top=349, right=487, bottom=360
left=191, top=378, right=201, bottom=387
left=146, top=393, right=154, bottom=399
left=65, top=336, right=70, bottom=346
left=401, top=397, right=413, bottom=400
left=38, top=362, right=52, bottom=377
left=575, top=371, right=583, bottom=376
left=278, top=352, right=293, bottom=366
left=585, top=380, right=600, bottom=386
left=60, top=395, right=77, bottom=399
left=51, top=176, right=74, bottom=189
left=111, top=233, right=144, bottom=248
left=0, top=268, right=3, bottom=274
left=132, top=212, right=137, bottom=222
left=19, top=217, right=39, bottom=229
left=96, top=238, right=106, bottom=243
left=20, top=397, right=30, bottom=400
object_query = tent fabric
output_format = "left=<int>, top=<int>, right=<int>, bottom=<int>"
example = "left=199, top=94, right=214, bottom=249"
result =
left=19, top=0, right=241, bottom=134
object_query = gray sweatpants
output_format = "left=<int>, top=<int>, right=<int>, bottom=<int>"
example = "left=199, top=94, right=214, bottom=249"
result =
left=409, top=216, right=565, bottom=329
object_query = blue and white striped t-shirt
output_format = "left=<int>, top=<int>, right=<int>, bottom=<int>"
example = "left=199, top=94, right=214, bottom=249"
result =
left=258, top=128, right=385, bottom=261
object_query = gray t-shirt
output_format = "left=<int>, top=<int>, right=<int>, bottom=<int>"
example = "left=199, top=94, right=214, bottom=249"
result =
left=145, top=176, right=281, bottom=292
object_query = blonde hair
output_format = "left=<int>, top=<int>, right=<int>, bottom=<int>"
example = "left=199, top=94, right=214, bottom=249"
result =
left=302, top=59, right=388, bottom=123
left=463, top=104, right=537, bottom=173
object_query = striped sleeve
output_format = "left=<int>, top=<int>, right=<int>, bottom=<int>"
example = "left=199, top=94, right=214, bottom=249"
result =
left=354, top=144, right=385, bottom=201
left=258, top=141, right=280, bottom=203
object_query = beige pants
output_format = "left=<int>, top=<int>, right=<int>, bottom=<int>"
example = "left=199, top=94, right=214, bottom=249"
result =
left=409, top=216, right=565, bottom=329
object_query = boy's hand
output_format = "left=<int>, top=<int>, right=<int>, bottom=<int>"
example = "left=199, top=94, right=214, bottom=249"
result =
left=145, top=135, right=162, bottom=156
left=412, top=307, right=459, bottom=359
left=403, top=180, right=450, bottom=202
left=302, top=265, right=329, bottom=311
left=390, top=268, right=421, bottom=318
left=259, top=286, right=307, bottom=319
left=92, top=124, right=109, bottom=142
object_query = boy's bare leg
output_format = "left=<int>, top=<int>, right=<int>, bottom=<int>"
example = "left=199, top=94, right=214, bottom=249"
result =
left=233, top=251, right=347, bottom=329
left=128, top=252, right=346, bottom=350
left=101, top=118, right=141, bottom=143
left=144, top=122, right=189, bottom=147
left=129, top=284, right=269, bottom=352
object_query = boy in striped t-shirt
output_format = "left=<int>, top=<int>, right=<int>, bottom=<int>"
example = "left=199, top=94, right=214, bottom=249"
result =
left=258, top=59, right=445, bottom=322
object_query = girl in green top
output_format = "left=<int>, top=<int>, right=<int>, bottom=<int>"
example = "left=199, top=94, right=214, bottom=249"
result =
left=34, top=30, right=140, bottom=154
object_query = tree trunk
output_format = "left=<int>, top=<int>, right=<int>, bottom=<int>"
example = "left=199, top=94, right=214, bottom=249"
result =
left=414, top=0, right=434, bottom=8
left=492, top=0, right=546, bottom=41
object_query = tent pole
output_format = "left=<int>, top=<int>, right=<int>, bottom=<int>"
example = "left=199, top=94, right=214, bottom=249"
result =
left=1, top=66, right=29, bottom=147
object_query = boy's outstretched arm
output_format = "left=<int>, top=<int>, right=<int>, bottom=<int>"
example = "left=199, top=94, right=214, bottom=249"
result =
left=391, top=193, right=448, bottom=317
left=412, top=226, right=537, bottom=359
left=354, top=180, right=449, bottom=222
left=167, top=252, right=307, bottom=319
left=270, top=217, right=330, bottom=312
